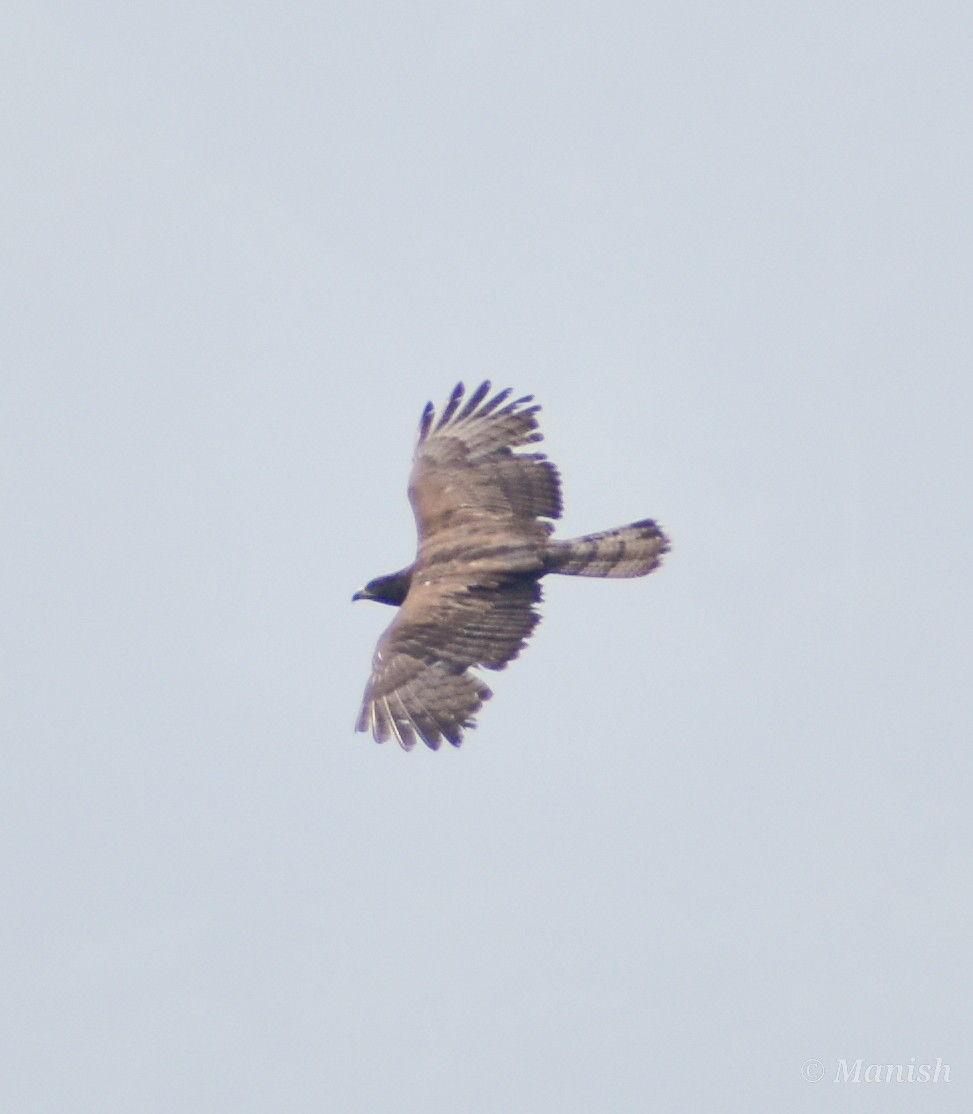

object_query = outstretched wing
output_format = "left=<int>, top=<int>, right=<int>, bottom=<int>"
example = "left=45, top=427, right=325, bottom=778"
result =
left=356, top=576, right=543, bottom=750
left=357, top=382, right=559, bottom=750
left=409, top=381, right=563, bottom=565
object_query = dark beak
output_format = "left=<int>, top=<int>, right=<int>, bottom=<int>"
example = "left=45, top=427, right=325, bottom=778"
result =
left=352, top=589, right=367, bottom=602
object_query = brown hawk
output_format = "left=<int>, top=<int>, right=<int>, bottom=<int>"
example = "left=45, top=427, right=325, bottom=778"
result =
left=353, top=382, right=669, bottom=750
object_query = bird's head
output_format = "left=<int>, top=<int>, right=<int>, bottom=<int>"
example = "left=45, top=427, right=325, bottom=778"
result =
left=352, top=566, right=413, bottom=607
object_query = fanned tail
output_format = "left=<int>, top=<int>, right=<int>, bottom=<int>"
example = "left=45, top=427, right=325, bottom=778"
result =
left=545, top=519, right=669, bottom=578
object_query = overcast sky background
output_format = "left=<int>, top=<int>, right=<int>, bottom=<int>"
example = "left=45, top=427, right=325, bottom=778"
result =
left=3, top=3, right=971, bottom=1111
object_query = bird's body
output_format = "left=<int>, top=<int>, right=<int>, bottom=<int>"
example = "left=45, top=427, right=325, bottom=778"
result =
left=353, top=382, right=669, bottom=750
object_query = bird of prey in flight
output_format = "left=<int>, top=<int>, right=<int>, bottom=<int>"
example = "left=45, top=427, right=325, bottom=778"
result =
left=353, top=382, right=669, bottom=750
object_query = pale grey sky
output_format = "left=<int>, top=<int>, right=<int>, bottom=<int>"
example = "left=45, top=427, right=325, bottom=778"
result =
left=2, top=2, right=971, bottom=1111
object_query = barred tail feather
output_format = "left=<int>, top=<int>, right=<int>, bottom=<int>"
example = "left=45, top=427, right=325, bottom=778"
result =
left=545, top=519, right=669, bottom=578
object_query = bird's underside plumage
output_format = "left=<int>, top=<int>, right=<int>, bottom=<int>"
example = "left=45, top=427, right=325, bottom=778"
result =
left=354, top=381, right=669, bottom=751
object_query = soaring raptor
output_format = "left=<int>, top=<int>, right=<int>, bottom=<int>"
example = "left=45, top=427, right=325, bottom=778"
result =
left=353, top=382, right=669, bottom=750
